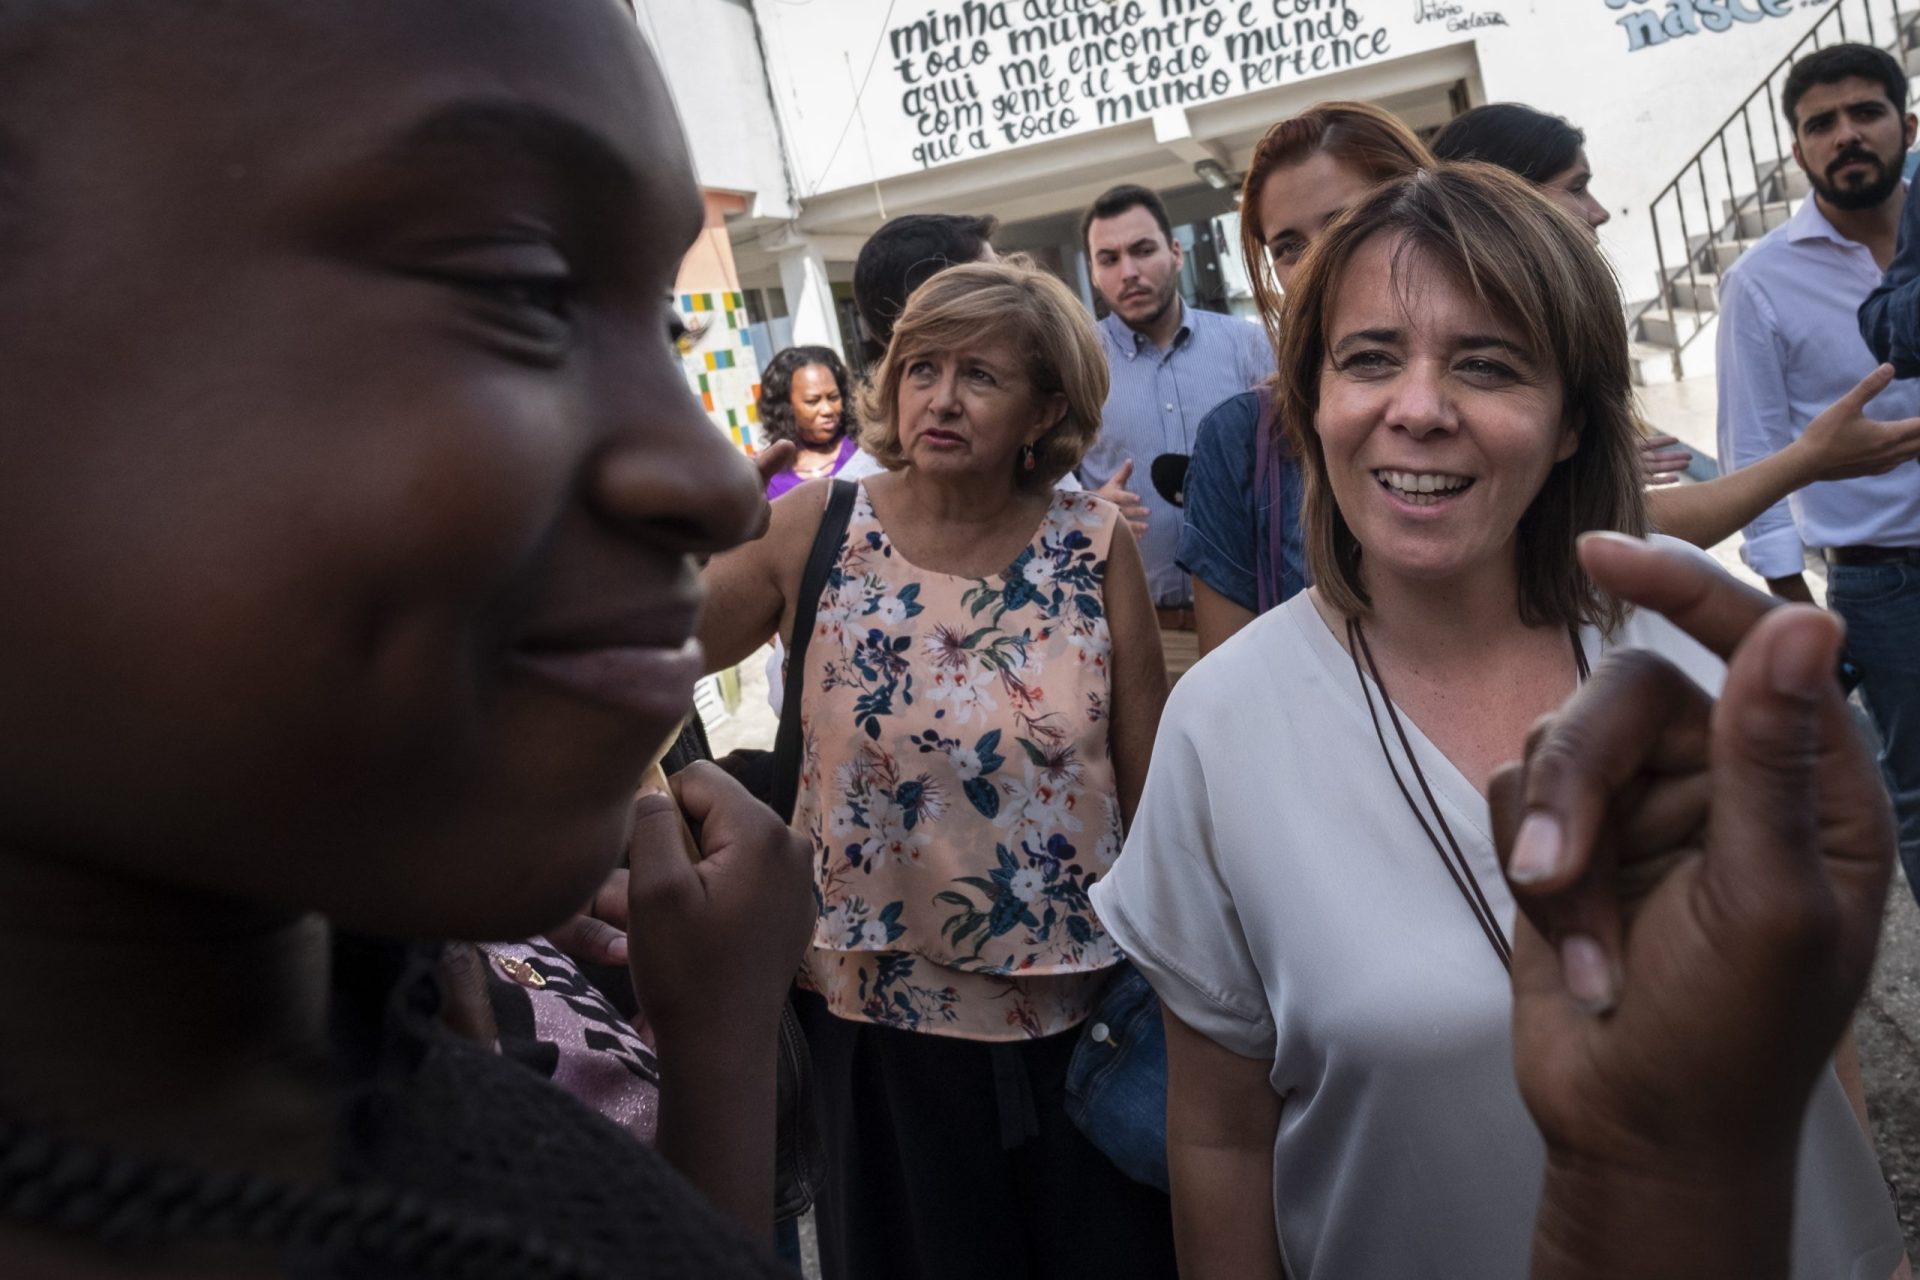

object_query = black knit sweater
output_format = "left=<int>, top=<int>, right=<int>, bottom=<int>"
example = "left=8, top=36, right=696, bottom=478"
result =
left=0, top=936, right=797, bottom=1280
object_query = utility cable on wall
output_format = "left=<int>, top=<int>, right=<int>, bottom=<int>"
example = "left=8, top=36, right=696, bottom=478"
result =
left=805, top=0, right=899, bottom=199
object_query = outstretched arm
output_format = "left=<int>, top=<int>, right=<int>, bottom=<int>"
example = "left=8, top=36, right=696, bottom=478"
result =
left=1649, top=365, right=1920, bottom=549
left=698, top=458, right=824, bottom=675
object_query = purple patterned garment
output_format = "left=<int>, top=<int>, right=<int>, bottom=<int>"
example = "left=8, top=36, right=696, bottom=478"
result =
left=480, top=937, right=661, bottom=1146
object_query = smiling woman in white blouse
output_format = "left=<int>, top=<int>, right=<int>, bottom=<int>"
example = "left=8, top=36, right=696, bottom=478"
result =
left=1089, top=164, right=1905, bottom=1280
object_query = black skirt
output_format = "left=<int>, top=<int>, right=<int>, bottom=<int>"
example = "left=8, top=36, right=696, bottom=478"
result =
left=795, top=989, right=1178, bottom=1280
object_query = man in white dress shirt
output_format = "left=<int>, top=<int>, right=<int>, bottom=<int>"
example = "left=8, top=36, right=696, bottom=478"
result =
left=1717, top=41, right=1920, bottom=899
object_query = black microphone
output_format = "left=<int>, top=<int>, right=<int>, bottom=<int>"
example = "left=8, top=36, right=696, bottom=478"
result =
left=1150, top=453, right=1191, bottom=508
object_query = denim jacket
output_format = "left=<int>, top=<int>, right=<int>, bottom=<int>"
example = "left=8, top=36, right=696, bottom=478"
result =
left=1859, top=179, right=1920, bottom=376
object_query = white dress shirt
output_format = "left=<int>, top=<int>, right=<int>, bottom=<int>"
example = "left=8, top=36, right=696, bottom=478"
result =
left=1716, top=191, right=1920, bottom=580
left=1078, top=305, right=1272, bottom=606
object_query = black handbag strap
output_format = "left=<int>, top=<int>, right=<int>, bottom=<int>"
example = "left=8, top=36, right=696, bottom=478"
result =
left=772, top=479, right=857, bottom=823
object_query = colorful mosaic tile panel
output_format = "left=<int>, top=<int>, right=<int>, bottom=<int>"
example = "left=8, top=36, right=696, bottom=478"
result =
left=674, top=291, right=763, bottom=453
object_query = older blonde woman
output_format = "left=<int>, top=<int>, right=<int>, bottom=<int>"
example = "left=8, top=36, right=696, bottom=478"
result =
left=1091, top=166, right=1902, bottom=1279
left=701, top=260, right=1173, bottom=1280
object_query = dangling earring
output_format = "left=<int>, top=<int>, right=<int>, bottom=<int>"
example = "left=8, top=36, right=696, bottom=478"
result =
left=1021, top=444, right=1037, bottom=472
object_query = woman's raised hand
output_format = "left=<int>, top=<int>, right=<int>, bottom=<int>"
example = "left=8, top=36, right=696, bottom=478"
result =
left=547, top=761, right=813, bottom=1024
left=623, top=762, right=814, bottom=1034
left=620, top=763, right=814, bottom=1235
left=1489, top=534, right=1894, bottom=1278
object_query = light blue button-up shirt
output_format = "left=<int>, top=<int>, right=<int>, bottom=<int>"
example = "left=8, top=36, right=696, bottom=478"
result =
left=1716, top=191, right=1920, bottom=580
left=1078, top=303, right=1272, bottom=606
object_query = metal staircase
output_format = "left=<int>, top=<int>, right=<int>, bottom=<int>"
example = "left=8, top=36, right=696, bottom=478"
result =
left=1633, top=0, right=1920, bottom=384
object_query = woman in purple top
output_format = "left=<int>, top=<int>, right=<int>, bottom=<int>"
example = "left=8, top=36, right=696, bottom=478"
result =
left=759, top=346, right=861, bottom=499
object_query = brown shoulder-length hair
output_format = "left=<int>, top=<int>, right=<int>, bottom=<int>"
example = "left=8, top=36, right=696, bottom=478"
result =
left=1276, top=163, right=1647, bottom=634
left=858, top=258, right=1107, bottom=491
left=1240, top=101, right=1433, bottom=358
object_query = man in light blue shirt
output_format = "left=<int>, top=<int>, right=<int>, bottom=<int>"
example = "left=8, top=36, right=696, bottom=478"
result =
left=1718, top=42, right=1920, bottom=896
left=1076, top=185, right=1272, bottom=646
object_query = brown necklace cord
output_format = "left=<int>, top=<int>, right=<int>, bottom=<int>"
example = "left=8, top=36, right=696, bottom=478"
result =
left=1346, top=616, right=1512, bottom=971
left=1344, top=617, right=1593, bottom=975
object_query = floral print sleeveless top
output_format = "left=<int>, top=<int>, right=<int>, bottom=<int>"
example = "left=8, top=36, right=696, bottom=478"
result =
left=793, top=484, right=1126, bottom=1041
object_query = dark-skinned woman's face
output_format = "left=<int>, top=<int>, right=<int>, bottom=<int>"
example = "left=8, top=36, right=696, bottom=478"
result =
left=0, top=0, right=763, bottom=939
left=788, top=364, right=846, bottom=448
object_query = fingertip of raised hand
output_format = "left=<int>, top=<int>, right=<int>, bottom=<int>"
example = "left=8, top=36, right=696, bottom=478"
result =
left=1508, top=813, right=1568, bottom=888
left=1759, top=607, right=1843, bottom=702
left=1575, top=530, right=1649, bottom=587
left=632, top=787, right=677, bottom=819
left=1575, top=529, right=1646, bottom=562
left=1559, top=933, right=1618, bottom=1016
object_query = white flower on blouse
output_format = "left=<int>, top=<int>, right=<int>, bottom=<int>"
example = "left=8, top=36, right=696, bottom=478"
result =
left=870, top=821, right=931, bottom=866
left=948, top=747, right=983, bottom=781
left=816, top=598, right=856, bottom=646
left=1021, top=556, right=1056, bottom=590
left=925, top=664, right=998, bottom=725
left=1058, top=495, right=1105, bottom=529
left=826, top=806, right=861, bottom=842
left=1008, top=867, right=1046, bottom=902
left=875, top=595, right=910, bottom=626
left=859, top=921, right=893, bottom=949
left=821, top=902, right=860, bottom=944
left=864, top=793, right=904, bottom=835
left=1068, top=618, right=1111, bottom=670
left=997, top=763, right=1084, bottom=837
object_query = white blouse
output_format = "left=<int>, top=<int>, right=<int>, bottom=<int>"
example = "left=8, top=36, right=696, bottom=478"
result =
left=1092, top=578, right=1903, bottom=1279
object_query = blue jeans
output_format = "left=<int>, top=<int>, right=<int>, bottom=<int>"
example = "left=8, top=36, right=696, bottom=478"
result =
left=1828, top=562, right=1920, bottom=901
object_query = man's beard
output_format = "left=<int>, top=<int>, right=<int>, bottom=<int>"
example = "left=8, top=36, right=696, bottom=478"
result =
left=1120, top=281, right=1178, bottom=330
left=1810, top=146, right=1906, bottom=211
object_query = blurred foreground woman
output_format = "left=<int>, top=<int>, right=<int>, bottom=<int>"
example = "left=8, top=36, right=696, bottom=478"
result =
left=0, top=2, right=810, bottom=1275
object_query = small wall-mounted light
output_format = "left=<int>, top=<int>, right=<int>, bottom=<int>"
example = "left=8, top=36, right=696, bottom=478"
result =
left=1194, top=158, right=1236, bottom=191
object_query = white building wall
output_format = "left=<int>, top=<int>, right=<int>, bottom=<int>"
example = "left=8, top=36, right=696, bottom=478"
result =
left=636, top=0, right=795, bottom=220
left=1474, top=1, right=1860, bottom=305
left=758, top=0, right=1458, bottom=196
left=741, top=0, right=1882, bottom=309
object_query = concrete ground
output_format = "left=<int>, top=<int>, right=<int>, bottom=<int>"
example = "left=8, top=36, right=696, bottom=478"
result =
left=714, top=381, right=1920, bottom=1255
left=1863, top=887, right=1920, bottom=1254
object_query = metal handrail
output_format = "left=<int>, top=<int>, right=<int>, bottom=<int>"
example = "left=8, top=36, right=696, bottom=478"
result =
left=1644, top=0, right=1919, bottom=377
